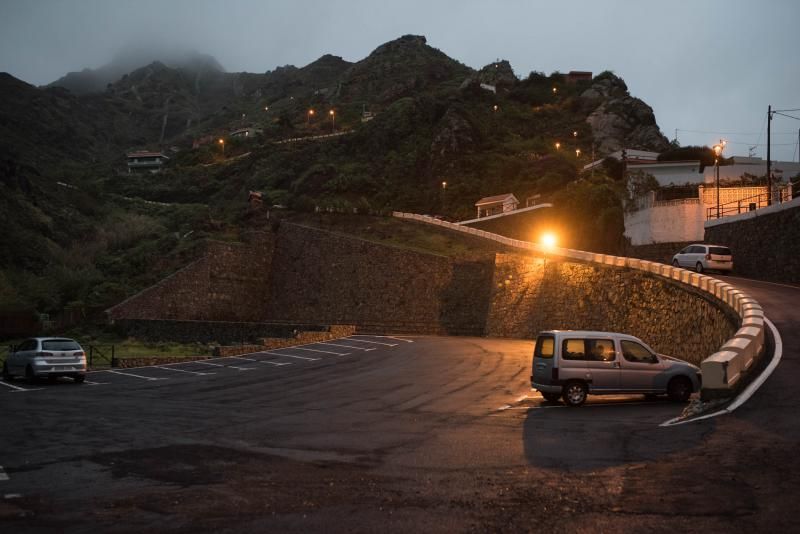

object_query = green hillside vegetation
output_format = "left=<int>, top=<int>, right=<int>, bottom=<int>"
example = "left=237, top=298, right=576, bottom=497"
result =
left=0, top=35, right=671, bottom=328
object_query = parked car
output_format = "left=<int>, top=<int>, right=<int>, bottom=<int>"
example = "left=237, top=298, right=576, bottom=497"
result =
left=671, top=244, right=733, bottom=273
left=3, top=337, right=87, bottom=383
left=530, top=330, right=701, bottom=406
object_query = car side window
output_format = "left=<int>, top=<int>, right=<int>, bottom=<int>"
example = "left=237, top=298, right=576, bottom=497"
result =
left=18, top=339, right=35, bottom=351
left=588, top=339, right=615, bottom=361
left=562, top=339, right=586, bottom=360
left=534, top=336, right=555, bottom=359
left=679, top=247, right=690, bottom=254
left=621, top=340, right=658, bottom=364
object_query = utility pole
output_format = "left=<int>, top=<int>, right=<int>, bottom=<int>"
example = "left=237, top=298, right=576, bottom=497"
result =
left=767, top=105, right=772, bottom=206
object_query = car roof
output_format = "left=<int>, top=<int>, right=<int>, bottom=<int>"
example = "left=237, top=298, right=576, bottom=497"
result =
left=29, top=337, right=79, bottom=342
left=539, top=330, right=641, bottom=339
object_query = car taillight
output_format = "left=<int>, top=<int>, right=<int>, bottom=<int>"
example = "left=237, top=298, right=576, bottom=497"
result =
left=705, top=253, right=711, bottom=260
left=36, top=351, right=53, bottom=357
left=73, top=351, right=84, bottom=357
left=552, top=367, right=559, bottom=381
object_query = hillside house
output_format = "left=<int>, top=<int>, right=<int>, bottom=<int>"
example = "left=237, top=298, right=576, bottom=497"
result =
left=126, top=151, right=169, bottom=174
left=566, top=71, right=592, bottom=84
left=475, top=193, right=519, bottom=218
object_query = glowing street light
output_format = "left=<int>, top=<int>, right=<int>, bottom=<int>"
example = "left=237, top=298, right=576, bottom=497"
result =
left=541, top=232, right=557, bottom=251
left=552, top=87, right=558, bottom=94
left=329, top=109, right=335, bottom=131
left=712, top=139, right=726, bottom=218
left=264, top=106, right=269, bottom=111
left=573, top=130, right=578, bottom=137
left=555, top=142, right=561, bottom=150
left=575, top=148, right=581, bottom=157
left=307, top=108, right=315, bottom=124
left=218, top=138, right=225, bottom=156
left=492, top=104, right=499, bottom=112
left=441, top=181, right=447, bottom=189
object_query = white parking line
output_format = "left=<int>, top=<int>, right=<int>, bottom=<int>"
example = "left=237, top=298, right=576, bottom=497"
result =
left=0, top=380, right=33, bottom=392
left=287, top=346, right=348, bottom=356
left=191, top=361, right=255, bottom=371
left=83, top=380, right=108, bottom=385
left=265, top=352, right=320, bottom=361
left=317, top=342, right=375, bottom=351
left=226, top=356, right=290, bottom=367
left=350, top=335, right=414, bottom=343
left=343, top=337, right=397, bottom=347
left=104, top=370, right=167, bottom=381
left=156, top=365, right=213, bottom=376
left=0, top=466, right=8, bottom=481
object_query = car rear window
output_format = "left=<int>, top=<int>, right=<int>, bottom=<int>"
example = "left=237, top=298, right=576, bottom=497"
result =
left=709, top=247, right=731, bottom=256
left=42, top=339, right=81, bottom=351
left=534, top=336, right=555, bottom=359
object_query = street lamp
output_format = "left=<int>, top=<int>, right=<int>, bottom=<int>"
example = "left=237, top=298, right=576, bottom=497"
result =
left=492, top=104, right=499, bottom=112
left=307, top=108, right=315, bottom=125
left=712, top=139, right=726, bottom=218
left=573, top=131, right=578, bottom=138
left=218, top=138, right=225, bottom=156
left=575, top=148, right=581, bottom=157
left=329, top=109, right=335, bottom=131
left=555, top=142, right=561, bottom=150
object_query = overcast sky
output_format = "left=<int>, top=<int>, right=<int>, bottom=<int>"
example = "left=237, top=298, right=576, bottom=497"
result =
left=1, top=0, right=798, bottom=160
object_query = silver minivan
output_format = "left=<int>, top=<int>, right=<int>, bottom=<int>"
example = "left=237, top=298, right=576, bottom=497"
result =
left=671, top=244, right=733, bottom=273
left=3, top=337, right=87, bottom=383
left=530, top=330, right=701, bottom=406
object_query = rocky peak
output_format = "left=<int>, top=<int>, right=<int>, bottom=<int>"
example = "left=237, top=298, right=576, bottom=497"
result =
left=581, top=71, right=669, bottom=154
left=461, top=60, right=517, bottom=91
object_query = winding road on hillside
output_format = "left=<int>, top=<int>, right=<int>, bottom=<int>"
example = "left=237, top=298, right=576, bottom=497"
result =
left=0, top=276, right=798, bottom=532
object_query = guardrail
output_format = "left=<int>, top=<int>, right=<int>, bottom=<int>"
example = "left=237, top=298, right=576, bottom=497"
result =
left=393, top=211, right=765, bottom=399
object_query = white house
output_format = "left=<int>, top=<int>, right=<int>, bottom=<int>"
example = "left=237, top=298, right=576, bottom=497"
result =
left=126, top=151, right=169, bottom=174
left=475, top=193, right=519, bottom=218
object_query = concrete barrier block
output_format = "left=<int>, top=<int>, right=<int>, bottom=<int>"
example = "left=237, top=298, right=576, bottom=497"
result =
left=593, top=253, right=605, bottom=264
left=670, top=268, right=682, bottom=281
left=743, top=308, right=765, bottom=320
left=660, top=265, right=673, bottom=278
left=650, top=263, right=663, bottom=275
left=614, top=256, right=626, bottom=267
left=701, top=350, right=741, bottom=388
left=689, top=273, right=701, bottom=288
left=722, top=337, right=757, bottom=370
left=735, top=325, right=765, bottom=357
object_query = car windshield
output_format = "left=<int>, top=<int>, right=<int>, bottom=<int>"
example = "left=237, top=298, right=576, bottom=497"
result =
left=42, top=339, right=81, bottom=351
left=709, top=247, right=731, bottom=256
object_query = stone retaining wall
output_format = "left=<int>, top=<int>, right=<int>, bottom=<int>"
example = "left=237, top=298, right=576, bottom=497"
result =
left=214, top=325, right=356, bottom=357
left=264, top=223, right=494, bottom=335
left=107, top=236, right=274, bottom=323
left=112, top=319, right=324, bottom=344
left=487, top=254, right=737, bottom=365
left=705, top=199, right=800, bottom=285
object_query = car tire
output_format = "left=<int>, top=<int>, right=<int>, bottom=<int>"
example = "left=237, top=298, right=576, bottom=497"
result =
left=672, top=260, right=679, bottom=267
left=541, top=392, right=561, bottom=403
left=562, top=381, right=587, bottom=407
left=668, top=376, right=692, bottom=402
left=2, top=362, right=11, bottom=381
left=73, top=374, right=86, bottom=384
left=695, top=262, right=704, bottom=274
left=26, top=365, right=36, bottom=384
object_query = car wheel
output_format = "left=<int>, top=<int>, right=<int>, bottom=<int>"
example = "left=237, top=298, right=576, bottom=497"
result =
left=2, top=362, right=11, bottom=381
left=562, top=381, right=587, bottom=407
left=668, top=376, right=692, bottom=402
left=695, top=262, right=704, bottom=274
left=672, top=260, right=679, bottom=267
left=73, top=374, right=86, bottom=384
left=541, top=392, right=561, bottom=403
left=26, top=365, right=36, bottom=384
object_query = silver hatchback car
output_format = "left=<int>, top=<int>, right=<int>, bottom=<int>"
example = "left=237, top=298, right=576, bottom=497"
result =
left=530, top=330, right=701, bottom=406
left=3, top=337, right=87, bottom=383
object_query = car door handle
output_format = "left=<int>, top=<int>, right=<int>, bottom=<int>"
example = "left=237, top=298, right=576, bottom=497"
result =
left=612, top=362, right=620, bottom=368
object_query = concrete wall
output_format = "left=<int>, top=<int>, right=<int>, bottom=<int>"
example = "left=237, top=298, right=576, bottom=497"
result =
left=624, top=201, right=704, bottom=245
left=486, top=254, right=736, bottom=365
left=705, top=197, right=800, bottom=285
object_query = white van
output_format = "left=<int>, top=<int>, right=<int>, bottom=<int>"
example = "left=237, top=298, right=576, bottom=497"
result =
left=530, top=330, right=701, bottom=406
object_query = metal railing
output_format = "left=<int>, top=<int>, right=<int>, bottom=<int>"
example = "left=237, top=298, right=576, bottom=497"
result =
left=87, top=345, right=116, bottom=368
left=705, top=186, right=792, bottom=220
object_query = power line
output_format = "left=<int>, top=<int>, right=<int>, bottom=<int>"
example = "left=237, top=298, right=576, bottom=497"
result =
left=676, top=128, right=796, bottom=135
left=774, top=111, right=800, bottom=121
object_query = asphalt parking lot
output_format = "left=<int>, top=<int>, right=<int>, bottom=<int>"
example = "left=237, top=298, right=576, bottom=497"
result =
left=0, top=334, right=705, bottom=532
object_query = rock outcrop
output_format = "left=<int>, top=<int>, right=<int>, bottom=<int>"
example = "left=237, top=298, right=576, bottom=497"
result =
left=581, top=72, right=670, bottom=153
